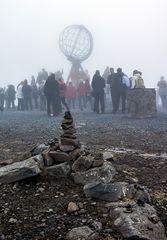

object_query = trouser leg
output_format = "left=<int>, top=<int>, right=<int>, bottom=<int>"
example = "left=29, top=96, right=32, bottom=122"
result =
left=61, top=97, right=69, bottom=111
left=47, top=98, right=51, bottom=116
left=121, top=90, right=127, bottom=113
left=94, top=93, right=100, bottom=113
left=99, top=92, right=105, bottom=113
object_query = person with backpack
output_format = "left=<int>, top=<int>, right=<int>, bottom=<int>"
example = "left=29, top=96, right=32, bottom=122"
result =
left=134, top=71, right=145, bottom=88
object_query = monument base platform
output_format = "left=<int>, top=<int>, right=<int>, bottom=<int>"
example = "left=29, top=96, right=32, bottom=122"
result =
left=127, top=88, right=157, bottom=118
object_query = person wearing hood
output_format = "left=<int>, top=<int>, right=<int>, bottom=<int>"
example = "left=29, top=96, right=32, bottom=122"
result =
left=91, top=70, right=105, bottom=114
left=44, top=73, right=60, bottom=116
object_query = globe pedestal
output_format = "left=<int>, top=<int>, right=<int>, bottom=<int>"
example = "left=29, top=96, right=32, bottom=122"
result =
left=67, top=61, right=83, bottom=87
left=127, top=88, right=157, bottom=117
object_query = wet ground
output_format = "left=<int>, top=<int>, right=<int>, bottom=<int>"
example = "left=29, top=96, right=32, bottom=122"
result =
left=0, top=109, right=167, bottom=239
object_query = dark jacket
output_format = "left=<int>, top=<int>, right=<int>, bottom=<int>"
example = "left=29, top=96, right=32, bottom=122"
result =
left=44, top=75, right=59, bottom=98
left=22, top=84, right=32, bottom=98
left=107, top=73, right=115, bottom=88
left=91, top=74, right=105, bottom=93
left=112, top=72, right=124, bottom=91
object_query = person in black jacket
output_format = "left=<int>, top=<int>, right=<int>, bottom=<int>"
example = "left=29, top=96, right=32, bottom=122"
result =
left=111, top=68, right=124, bottom=113
left=44, top=74, right=60, bottom=116
left=91, top=70, right=105, bottom=114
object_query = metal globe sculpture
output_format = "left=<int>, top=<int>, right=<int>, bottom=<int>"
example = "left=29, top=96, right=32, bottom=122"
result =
left=59, top=25, right=93, bottom=85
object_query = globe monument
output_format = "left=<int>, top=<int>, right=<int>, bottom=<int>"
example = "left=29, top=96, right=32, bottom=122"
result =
left=59, top=25, right=93, bottom=86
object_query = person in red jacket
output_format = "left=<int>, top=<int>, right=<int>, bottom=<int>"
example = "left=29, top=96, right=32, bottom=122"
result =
left=66, top=82, right=76, bottom=109
left=57, top=78, right=69, bottom=112
left=77, top=80, right=86, bottom=111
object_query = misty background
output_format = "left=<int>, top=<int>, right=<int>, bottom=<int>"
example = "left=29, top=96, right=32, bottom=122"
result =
left=0, top=0, right=167, bottom=88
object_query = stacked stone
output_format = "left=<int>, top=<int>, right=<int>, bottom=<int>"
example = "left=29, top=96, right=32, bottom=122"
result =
left=60, top=111, right=81, bottom=152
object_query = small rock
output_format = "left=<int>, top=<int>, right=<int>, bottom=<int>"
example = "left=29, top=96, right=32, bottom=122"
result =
left=67, top=202, right=79, bottom=213
left=31, top=144, right=49, bottom=156
left=91, top=221, right=102, bottom=231
left=42, top=149, right=54, bottom=166
left=103, top=152, right=114, bottom=161
left=9, top=218, right=17, bottom=223
left=66, top=226, right=99, bottom=240
left=38, top=187, right=45, bottom=192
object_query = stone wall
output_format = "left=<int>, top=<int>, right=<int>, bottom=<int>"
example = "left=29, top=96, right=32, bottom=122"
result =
left=127, top=88, right=157, bottom=117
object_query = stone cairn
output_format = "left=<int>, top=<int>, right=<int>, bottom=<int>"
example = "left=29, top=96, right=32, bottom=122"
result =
left=60, top=111, right=81, bottom=152
left=42, top=111, right=81, bottom=168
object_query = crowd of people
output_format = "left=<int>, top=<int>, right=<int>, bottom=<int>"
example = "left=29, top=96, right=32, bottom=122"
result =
left=0, top=66, right=151, bottom=115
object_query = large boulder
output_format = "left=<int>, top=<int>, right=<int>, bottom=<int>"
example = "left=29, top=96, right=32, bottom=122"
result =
left=46, top=162, right=71, bottom=177
left=84, top=182, right=151, bottom=203
left=84, top=182, right=129, bottom=202
left=108, top=201, right=167, bottom=240
left=0, top=158, right=41, bottom=184
left=72, top=162, right=116, bottom=185
left=66, top=226, right=99, bottom=240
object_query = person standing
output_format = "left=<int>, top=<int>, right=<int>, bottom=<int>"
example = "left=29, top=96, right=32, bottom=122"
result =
left=57, top=78, right=69, bottom=112
left=44, top=74, right=60, bottom=116
left=157, top=76, right=167, bottom=109
left=77, top=80, right=86, bottom=111
left=22, top=80, right=33, bottom=110
left=111, top=68, right=124, bottom=113
left=85, top=78, right=93, bottom=110
left=31, top=76, right=39, bottom=109
left=39, top=80, right=46, bottom=111
left=17, top=81, right=24, bottom=111
left=66, top=82, right=76, bottom=109
left=6, top=85, right=16, bottom=109
left=107, top=68, right=115, bottom=111
left=91, top=70, right=105, bottom=114
left=0, top=88, right=5, bottom=112
left=121, top=74, right=130, bottom=113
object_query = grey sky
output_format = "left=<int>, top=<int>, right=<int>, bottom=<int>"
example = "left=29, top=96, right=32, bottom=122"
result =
left=0, top=0, right=167, bottom=87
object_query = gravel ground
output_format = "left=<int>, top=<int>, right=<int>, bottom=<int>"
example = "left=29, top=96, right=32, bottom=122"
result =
left=0, top=109, right=167, bottom=240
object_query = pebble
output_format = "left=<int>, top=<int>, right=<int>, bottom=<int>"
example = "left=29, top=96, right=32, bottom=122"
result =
left=9, top=218, right=17, bottom=223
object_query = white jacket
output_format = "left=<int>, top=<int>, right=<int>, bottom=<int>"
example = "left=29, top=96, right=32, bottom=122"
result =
left=17, top=85, right=23, bottom=99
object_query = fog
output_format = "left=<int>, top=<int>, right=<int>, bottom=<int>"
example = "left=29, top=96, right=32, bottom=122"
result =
left=0, top=0, right=167, bottom=88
